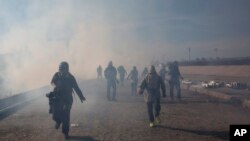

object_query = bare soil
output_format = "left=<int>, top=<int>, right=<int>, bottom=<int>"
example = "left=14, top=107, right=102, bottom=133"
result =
left=0, top=80, right=250, bottom=141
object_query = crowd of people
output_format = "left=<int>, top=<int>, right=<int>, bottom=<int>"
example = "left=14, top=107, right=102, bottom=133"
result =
left=47, top=60, right=183, bottom=139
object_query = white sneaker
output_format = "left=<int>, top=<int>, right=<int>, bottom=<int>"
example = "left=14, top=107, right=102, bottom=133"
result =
left=155, top=117, right=161, bottom=124
left=149, top=122, right=155, bottom=128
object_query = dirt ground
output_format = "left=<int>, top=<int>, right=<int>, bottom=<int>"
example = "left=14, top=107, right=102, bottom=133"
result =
left=0, top=80, right=250, bottom=141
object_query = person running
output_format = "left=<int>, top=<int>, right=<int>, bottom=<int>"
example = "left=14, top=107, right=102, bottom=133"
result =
left=50, top=61, right=86, bottom=139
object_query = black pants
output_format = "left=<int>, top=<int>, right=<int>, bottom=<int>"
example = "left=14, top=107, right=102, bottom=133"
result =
left=107, top=81, right=116, bottom=100
left=131, top=82, right=137, bottom=96
left=169, top=80, right=181, bottom=99
left=147, top=98, right=161, bottom=122
left=53, top=101, right=72, bottom=135
left=120, top=75, right=125, bottom=85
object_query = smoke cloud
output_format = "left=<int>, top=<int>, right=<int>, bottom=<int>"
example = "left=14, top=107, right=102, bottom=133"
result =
left=0, top=0, right=156, bottom=94
left=1, top=0, right=250, bottom=94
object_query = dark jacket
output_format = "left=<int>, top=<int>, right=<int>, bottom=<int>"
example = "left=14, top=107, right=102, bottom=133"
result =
left=168, top=63, right=181, bottom=82
left=104, top=66, right=117, bottom=83
left=51, top=72, right=84, bottom=105
left=140, top=72, right=166, bottom=102
left=128, top=69, right=138, bottom=83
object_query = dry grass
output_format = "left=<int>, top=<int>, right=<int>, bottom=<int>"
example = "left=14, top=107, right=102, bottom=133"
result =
left=180, top=65, right=250, bottom=77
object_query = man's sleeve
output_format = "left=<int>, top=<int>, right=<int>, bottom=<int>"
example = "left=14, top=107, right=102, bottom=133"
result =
left=72, top=76, right=84, bottom=100
left=140, top=77, right=147, bottom=90
left=176, top=66, right=181, bottom=76
left=160, top=77, right=166, bottom=96
left=51, top=72, right=58, bottom=85
left=127, top=71, right=131, bottom=79
left=104, top=68, right=107, bottom=78
left=115, top=68, right=117, bottom=76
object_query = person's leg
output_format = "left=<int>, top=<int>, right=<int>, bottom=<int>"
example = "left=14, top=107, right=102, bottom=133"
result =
left=53, top=101, right=63, bottom=129
left=107, top=82, right=111, bottom=100
left=62, top=105, right=71, bottom=139
left=121, top=76, right=124, bottom=85
left=176, top=81, right=181, bottom=100
left=131, top=83, right=135, bottom=96
left=147, top=102, right=154, bottom=122
left=154, top=98, right=161, bottom=117
left=134, top=84, right=138, bottom=96
left=133, top=84, right=136, bottom=96
left=154, top=98, right=161, bottom=124
left=169, top=81, right=174, bottom=100
left=131, top=84, right=133, bottom=96
left=112, top=82, right=117, bottom=100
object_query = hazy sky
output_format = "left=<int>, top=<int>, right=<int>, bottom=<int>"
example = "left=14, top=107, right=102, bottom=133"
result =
left=0, top=0, right=250, bottom=92
left=1, top=0, right=250, bottom=58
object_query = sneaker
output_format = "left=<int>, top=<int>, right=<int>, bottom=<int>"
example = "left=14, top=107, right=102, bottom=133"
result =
left=155, top=117, right=161, bottom=124
left=149, top=122, right=155, bottom=128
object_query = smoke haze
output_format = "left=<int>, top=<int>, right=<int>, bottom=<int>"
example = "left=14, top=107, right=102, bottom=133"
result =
left=0, top=0, right=153, bottom=93
left=0, top=0, right=250, bottom=93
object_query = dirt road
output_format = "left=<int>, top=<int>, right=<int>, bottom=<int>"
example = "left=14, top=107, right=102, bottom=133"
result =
left=0, top=80, right=250, bottom=141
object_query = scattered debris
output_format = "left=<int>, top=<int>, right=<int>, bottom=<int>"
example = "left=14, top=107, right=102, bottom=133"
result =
left=70, top=123, right=80, bottom=127
left=225, top=82, right=248, bottom=89
left=201, top=81, right=224, bottom=88
left=199, top=80, right=249, bottom=90
left=182, top=80, right=193, bottom=85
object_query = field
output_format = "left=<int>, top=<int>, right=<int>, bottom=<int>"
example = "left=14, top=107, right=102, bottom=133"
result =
left=180, top=65, right=250, bottom=83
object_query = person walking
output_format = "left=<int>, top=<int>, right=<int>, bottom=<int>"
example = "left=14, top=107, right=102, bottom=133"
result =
left=127, top=66, right=139, bottom=96
left=139, top=65, right=166, bottom=127
left=104, top=61, right=118, bottom=101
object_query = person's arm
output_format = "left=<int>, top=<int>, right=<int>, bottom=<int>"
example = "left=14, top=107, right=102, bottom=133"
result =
left=115, top=68, right=117, bottom=77
left=114, top=68, right=118, bottom=79
left=114, top=68, right=119, bottom=83
left=51, top=72, right=60, bottom=90
left=104, top=68, right=108, bottom=79
left=160, top=76, right=166, bottom=98
left=72, top=76, right=86, bottom=102
left=177, top=67, right=184, bottom=80
left=127, top=71, right=131, bottom=79
left=136, top=71, right=139, bottom=80
left=139, top=76, right=147, bottom=95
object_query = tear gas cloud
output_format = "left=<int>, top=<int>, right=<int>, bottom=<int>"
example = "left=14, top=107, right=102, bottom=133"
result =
left=0, top=0, right=163, bottom=94
left=1, top=0, right=250, bottom=94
